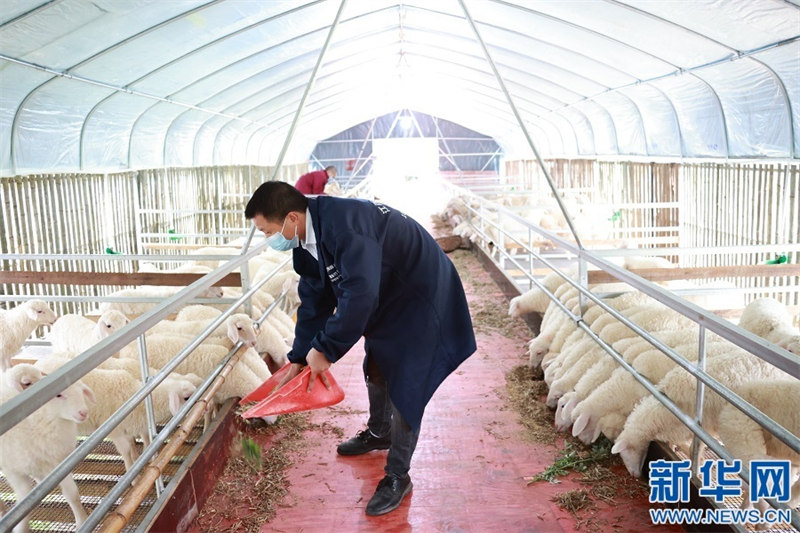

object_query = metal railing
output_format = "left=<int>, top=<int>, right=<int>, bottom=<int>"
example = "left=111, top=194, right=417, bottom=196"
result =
left=447, top=187, right=800, bottom=529
left=0, top=239, right=295, bottom=531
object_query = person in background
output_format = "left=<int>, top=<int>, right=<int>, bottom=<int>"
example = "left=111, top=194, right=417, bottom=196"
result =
left=244, top=181, right=476, bottom=516
left=294, top=165, right=337, bottom=195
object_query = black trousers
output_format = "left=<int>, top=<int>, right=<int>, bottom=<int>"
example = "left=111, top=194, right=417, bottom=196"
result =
left=364, top=354, right=420, bottom=477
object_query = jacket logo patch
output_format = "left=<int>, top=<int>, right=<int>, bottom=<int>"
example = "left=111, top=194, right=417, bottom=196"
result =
left=374, top=203, right=390, bottom=215
left=326, top=264, right=342, bottom=283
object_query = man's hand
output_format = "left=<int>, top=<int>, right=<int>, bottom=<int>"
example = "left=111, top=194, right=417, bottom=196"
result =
left=274, top=363, right=303, bottom=393
left=306, top=348, right=332, bottom=392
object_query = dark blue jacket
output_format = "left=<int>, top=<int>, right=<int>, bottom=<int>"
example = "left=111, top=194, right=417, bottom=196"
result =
left=288, top=196, right=476, bottom=430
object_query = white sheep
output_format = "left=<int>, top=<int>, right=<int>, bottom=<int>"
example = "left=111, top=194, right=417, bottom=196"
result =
left=543, top=284, right=653, bottom=364
left=611, top=349, right=793, bottom=477
left=738, top=297, right=800, bottom=350
left=509, top=269, right=575, bottom=318
left=570, top=340, right=737, bottom=445
left=717, top=379, right=800, bottom=512
left=0, top=377, right=94, bottom=532
left=554, top=331, right=680, bottom=431
left=527, top=283, right=582, bottom=367
left=555, top=328, right=723, bottom=431
left=536, top=290, right=653, bottom=371
left=146, top=313, right=255, bottom=347
left=0, top=364, right=45, bottom=401
left=542, top=300, right=666, bottom=385
left=0, top=300, right=57, bottom=371
left=266, top=307, right=296, bottom=338
left=98, top=285, right=225, bottom=316
left=546, top=303, right=697, bottom=403
left=175, top=305, right=222, bottom=322
left=34, top=357, right=197, bottom=471
left=118, top=335, right=268, bottom=405
left=48, top=310, right=129, bottom=354
left=251, top=320, right=291, bottom=368
left=544, top=301, right=682, bottom=386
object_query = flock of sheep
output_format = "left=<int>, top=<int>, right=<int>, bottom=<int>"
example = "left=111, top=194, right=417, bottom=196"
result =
left=439, top=195, right=799, bottom=518
left=2, top=194, right=798, bottom=529
left=507, top=254, right=800, bottom=516
left=0, top=243, right=298, bottom=532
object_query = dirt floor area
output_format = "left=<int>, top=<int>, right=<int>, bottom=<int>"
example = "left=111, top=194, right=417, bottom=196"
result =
left=188, top=238, right=680, bottom=532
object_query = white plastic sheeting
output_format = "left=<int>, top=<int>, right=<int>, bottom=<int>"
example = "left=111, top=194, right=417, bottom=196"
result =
left=0, top=0, right=798, bottom=176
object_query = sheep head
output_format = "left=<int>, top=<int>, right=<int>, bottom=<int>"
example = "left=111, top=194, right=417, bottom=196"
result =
left=93, top=310, right=130, bottom=339
left=611, top=433, right=648, bottom=477
left=23, top=299, right=56, bottom=326
left=53, top=380, right=95, bottom=423
left=3, top=363, right=44, bottom=392
left=226, top=314, right=257, bottom=347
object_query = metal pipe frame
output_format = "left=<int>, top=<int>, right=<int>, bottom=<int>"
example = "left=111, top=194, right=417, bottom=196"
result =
left=466, top=205, right=798, bottom=523
left=83, top=286, right=290, bottom=533
left=267, top=0, right=348, bottom=182
left=451, top=188, right=800, bottom=476
left=0, top=238, right=268, bottom=433
left=0, top=241, right=285, bottom=530
left=456, top=188, right=798, bottom=376
left=136, top=335, right=165, bottom=496
left=576, top=320, right=799, bottom=528
left=458, top=0, right=585, bottom=249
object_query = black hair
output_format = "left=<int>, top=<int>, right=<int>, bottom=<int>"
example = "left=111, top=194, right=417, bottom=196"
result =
left=244, top=181, right=308, bottom=221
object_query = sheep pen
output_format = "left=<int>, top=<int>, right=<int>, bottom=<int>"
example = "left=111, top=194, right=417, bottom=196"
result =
left=185, top=246, right=661, bottom=533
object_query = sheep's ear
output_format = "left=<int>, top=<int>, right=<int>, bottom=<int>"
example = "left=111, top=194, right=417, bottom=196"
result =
left=227, top=322, right=239, bottom=344
left=611, top=440, right=626, bottom=455
left=82, top=385, right=96, bottom=405
left=168, top=391, right=181, bottom=415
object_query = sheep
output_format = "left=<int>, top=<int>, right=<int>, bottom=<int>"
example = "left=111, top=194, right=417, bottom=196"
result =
left=717, top=379, right=800, bottom=513
left=570, top=339, right=739, bottom=445
left=188, top=247, right=282, bottom=281
left=252, top=267, right=300, bottom=311
left=527, top=282, right=582, bottom=367
left=48, top=310, right=130, bottom=354
left=118, top=335, right=268, bottom=405
left=509, top=269, right=575, bottom=318
left=145, top=313, right=255, bottom=347
left=0, top=364, right=45, bottom=401
left=98, top=285, right=225, bottom=316
left=0, top=378, right=94, bottom=532
left=251, top=320, right=291, bottom=368
left=175, top=305, right=222, bottom=322
left=738, top=297, right=800, bottom=349
left=611, top=349, right=793, bottom=478
left=34, top=357, right=197, bottom=471
left=545, top=302, right=696, bottom=391
left=536, top=290, right=653, bottom=370
left=555, top=328, right=723, bottom=431
left=542, top=300, right=666, bottom=385
left=554, top=331, right=681, bottom=431
left=0, top=300, right=57, bottom=371
left=124, top=329, right=269, bottom=382
left=571, top=303, right=800, bottom=446
left=261, top=308, right=295, bottom=343
left=543, top=283, right=651, bottom=360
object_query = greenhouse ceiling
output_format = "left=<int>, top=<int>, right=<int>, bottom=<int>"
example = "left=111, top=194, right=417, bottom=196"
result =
left=1, top=0, right=799, bottom=176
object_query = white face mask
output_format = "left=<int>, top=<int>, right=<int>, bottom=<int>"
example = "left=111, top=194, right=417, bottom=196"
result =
left=267, top=217, right=299, bottom=251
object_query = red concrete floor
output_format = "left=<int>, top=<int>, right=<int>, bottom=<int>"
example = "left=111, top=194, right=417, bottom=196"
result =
left=249, top=249, right=680, bottom=533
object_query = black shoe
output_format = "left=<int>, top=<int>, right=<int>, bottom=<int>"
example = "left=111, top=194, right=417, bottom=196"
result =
left=337, top=429, right=391, bottom=456
left=365, top=474, right=412, bottom=516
